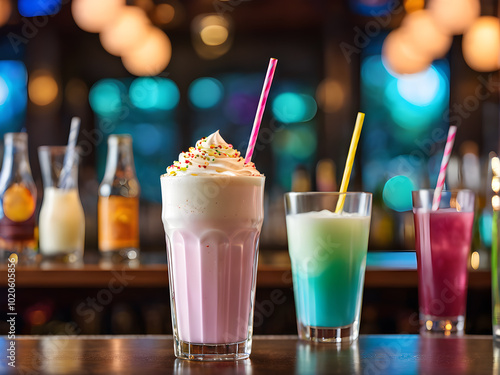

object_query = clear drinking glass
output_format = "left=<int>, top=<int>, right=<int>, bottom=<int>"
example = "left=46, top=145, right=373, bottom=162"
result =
left=284, top=192, right=372, bottom=343
left=161, top=174, right=265, bottom=361
left=412, top=189, right=475, bottom=335
left=38, top=146, right=85, bottom=263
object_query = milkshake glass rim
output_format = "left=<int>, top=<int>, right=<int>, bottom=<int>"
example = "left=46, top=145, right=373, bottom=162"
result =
left=285, top=192, right=371, bottom=197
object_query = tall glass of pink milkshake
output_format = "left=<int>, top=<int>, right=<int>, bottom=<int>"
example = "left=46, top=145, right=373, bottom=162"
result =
left=412, top=189, right=475, bottom=335
left=161, top=131, right=264, bottom=361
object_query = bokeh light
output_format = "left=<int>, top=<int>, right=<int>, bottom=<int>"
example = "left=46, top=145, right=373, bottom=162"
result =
left=18, top=0, right=60, bottom=17
left=72, top=0, right=125, bottom=33
left=382, top=175, right=415, bottom=212
left=192, top=13, right=232, bottom=59
left=428, top=0, right=480, bottom=35
left=401, top=10, right=452, bottom=59
left=480, top=212, right=492, bottom=247
left=404, top=0, right=424, bottom=13
left=462, top=16, right=500, bottom=72
left=99, top=6, right=152, bottom=57
left=0, top=61, right=27, bottom=130
left=89, top=79, right=124, bottom=117
left=198, top=14, right=229, bottom=46
left=130, top=77, right=179, bottom=110
left=188, top=77, right=224, bottom=109
left=0, top=0, right=12, bottom=27
left=349, top=0, right=394, bottom=16
left=154, top=3, right=175, bottom=25
left=0, top=77, right=8, bottom=105
left=316, top=79, right=345, bottom=113
left=200, top=25, right=228, bottom=46
left=396, top=66, right=441, bottom=106
left=28, top=70, right=58, bottom=106
left=121, top=28, right=171, bottom=76
left=386, top=63, right=448, bottom=130
left=272, top=93, right=317, bottom=124
left=382, top=30, right=432, bottom=75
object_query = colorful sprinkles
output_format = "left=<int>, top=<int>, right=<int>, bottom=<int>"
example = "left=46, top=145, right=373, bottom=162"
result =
left=166, top=132, right=261, bottom=176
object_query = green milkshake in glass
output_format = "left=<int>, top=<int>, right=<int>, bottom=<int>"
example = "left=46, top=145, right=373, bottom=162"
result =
left=285, top=192, right=372, bottom=343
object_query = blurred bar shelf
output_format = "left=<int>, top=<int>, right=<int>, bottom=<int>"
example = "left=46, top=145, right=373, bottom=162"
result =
left=0, top=251, right=491, bottom=289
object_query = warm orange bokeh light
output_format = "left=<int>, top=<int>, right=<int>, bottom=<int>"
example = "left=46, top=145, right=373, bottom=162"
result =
left=154, top=3, right=175, bottom=25
left=428, top=0, right=480, bottom=35
left=402, top=10, right=452, bottom=59
left=99, top=6, right=152, bottom=57
left=72, top=0, right=125, bottom=33
left=121, top=28, right=172, bottom=76
left=462, top=16, right=500, bottom=72
left=382, top=30, right=431, bottom=75
left=28, top=70, right=59, bottom=106
left=0, top=0, right=12, bottom=27
left=315, top=79, right=345, bottom=113
left=404, top=0, right=425, bottom=13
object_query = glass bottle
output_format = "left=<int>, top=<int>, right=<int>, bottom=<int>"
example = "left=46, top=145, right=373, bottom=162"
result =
left=98, top=134, right=140, bottom=261
left=0, top=132, right=37, bottom=263
left=38, top=146, right=85, bottom=264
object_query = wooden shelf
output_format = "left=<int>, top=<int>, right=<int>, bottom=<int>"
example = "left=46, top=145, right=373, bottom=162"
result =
left=0, top=251, right=491, bottom=289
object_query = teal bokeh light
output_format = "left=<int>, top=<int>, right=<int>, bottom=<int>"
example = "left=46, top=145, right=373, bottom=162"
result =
left=384, top=63, right=448, bottom=131
left=480, top=211, right=492, bottom=247
left=130, top=77, right=179, bottom=111
left=397, top=66, right=444, bottom=107
left=89, top=79, right=124, bottom=117
left=189, top=77, right=223, bottom=109
left=272, top=93, right=317, bottom=124
left=382, top=175, right=415, bottom=212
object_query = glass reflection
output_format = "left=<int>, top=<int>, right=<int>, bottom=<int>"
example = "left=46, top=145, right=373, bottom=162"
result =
left=174, top=358, right=252, bottom=375
left=296, top=341, right=360, bottom=375
left=40, top=337, right=82, bottom=373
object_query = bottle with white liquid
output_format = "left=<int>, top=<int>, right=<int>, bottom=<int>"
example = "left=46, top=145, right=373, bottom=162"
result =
left=38, top=146, right=85, bottom=263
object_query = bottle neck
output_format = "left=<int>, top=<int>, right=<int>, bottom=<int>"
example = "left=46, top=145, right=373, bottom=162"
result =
left=103, top=137, right=137, bottom=182
left=0, top=133, right=33, bottom=186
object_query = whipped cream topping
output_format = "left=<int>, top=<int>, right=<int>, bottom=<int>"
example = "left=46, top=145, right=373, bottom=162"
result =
left=167, top=131, right=262, bottom=177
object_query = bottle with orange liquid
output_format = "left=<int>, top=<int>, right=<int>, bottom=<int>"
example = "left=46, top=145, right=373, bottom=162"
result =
left=0, top=132, right=37, bottom=263
left=98, top=134, right=140, bottom=261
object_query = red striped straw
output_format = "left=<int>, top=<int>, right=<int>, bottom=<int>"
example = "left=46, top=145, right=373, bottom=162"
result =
left=431, top=126, right=457, bottom=211
left=244, top=58, right=278, bottom=164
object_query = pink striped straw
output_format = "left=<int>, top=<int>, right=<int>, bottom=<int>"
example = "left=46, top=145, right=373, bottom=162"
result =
left=431, top=126, right=457, bottom=211
left=244, top=58, right=278, bottom=164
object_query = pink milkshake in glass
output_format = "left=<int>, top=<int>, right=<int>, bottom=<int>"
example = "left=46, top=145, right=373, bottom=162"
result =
left=412, top=190, right=475, bottom=335
left=161, top=131, right=264, bottom=361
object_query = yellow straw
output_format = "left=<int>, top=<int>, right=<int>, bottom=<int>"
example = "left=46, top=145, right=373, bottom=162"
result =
left=335, top=112, right=365, bottom=213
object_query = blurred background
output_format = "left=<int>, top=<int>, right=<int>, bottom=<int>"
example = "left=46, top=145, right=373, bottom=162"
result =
left=0, top=0, right=498, bottom=336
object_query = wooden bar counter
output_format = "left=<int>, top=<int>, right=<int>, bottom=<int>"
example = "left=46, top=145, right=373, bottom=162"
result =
left=1, top=335, right=498, bottom=374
